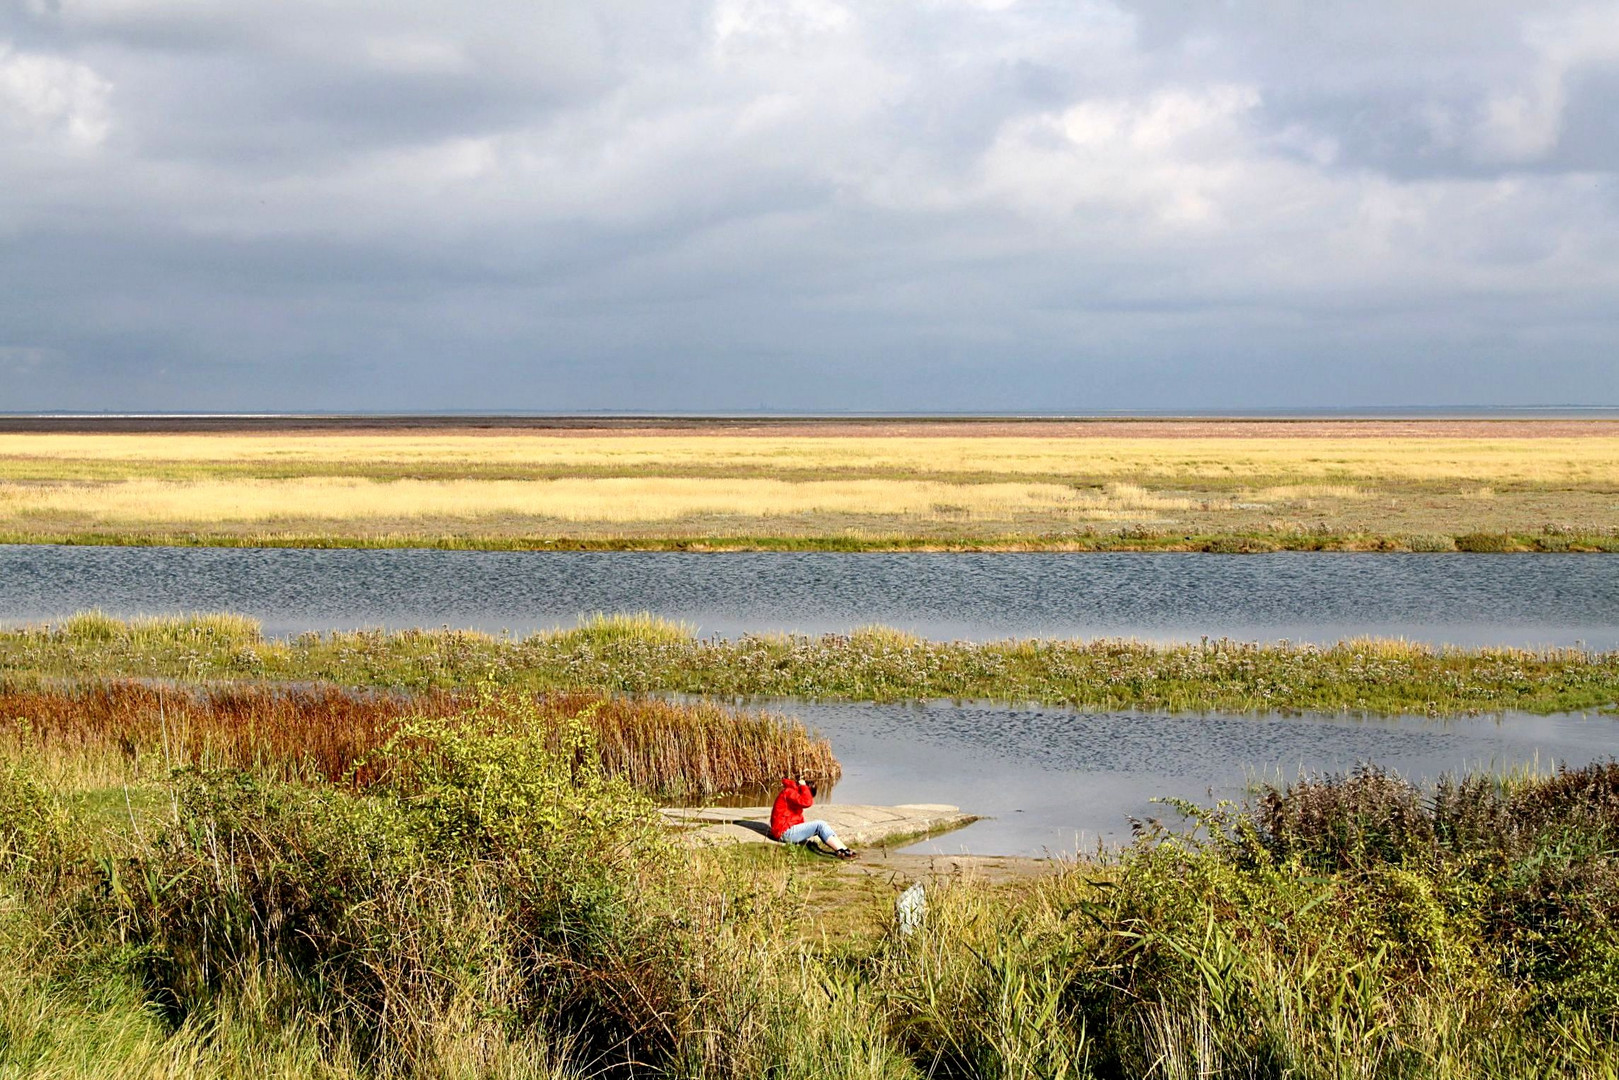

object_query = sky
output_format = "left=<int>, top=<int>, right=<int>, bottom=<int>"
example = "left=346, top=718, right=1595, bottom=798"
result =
left=2, top=0, right=1617, bottom=413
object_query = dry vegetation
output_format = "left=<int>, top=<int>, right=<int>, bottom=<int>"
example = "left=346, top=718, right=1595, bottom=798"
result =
left=1, top=420, right=1617, bottom=548
left=0, top=680, right=839, bottom=799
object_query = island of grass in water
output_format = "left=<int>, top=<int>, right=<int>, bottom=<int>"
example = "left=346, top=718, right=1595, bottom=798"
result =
left=6, top=610, right=1618, bottom=716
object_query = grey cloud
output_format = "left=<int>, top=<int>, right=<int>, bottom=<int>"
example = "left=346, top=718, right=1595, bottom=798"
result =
left=0, top=0, right=1616, bottom=412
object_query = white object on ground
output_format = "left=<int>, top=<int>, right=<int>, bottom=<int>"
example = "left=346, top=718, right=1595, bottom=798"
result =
left=896, top=882, right=927, bottom=937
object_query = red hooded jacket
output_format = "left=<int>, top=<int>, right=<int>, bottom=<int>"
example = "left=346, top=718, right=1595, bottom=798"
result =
left=769, top=777, right=813, bottom=840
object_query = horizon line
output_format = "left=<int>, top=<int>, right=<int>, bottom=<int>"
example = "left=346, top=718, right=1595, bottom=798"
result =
left=5, top=405, right=1619, bottom=422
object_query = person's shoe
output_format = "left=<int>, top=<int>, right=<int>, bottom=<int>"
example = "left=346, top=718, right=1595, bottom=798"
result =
left=834, top=847, right=858, bottom=859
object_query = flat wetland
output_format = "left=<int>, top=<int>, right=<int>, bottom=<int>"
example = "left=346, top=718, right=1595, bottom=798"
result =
left=6, top=419, right=1619, bottom=1075
left=3, top=416, right=1618, bottom=550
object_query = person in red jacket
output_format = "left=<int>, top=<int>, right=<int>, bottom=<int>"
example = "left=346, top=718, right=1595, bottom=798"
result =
left=769, top=776, right=856, bottom=858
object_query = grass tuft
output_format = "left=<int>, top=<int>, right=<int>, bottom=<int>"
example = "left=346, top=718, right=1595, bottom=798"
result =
left=62, top=609, right=263, bottom=646
left=560, top=612, right=698, bottom=646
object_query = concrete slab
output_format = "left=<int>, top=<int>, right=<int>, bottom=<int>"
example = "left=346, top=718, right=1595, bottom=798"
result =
left=662, top=802, right=975, bottom=848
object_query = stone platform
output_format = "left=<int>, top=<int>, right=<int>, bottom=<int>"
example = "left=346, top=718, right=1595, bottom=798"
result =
left=662, top=803, right=975, bottom=848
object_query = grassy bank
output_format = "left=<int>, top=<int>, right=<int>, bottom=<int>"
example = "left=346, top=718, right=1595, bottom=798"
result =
left=1, top=686, right=1616, bottom=1077
left=7, top=527, right=1619, bottom=552
left=3, top=423, right=1618, bottom=548
left=5, top=612, right=1618, bottom=716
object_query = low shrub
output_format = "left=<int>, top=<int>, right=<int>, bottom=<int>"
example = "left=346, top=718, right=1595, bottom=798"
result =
left=1258, top=764, right=1437, bottom=869
left=118, top=692, right=691, bottom=1074
left=1199, top=536, right=1281, bottom=553
left=1454, top=532, right=1521, bottom=552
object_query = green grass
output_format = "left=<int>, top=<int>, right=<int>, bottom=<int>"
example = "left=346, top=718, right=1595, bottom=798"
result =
left=61, top=609, right=264, bottom=645
left=5, top=613, right=1619, bottom=716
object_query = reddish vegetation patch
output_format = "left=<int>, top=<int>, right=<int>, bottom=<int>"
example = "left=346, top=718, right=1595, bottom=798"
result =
left=0, top=682, right=839, bottom=797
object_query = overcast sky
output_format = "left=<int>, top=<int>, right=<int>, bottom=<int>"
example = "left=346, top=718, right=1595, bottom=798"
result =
left=2, top=1, right=1617, bottom=412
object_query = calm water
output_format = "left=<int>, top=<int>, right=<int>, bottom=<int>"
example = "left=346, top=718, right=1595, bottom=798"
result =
left=2, top=545, right=1617, bottom=648
left=794, top=703, right=1619, bottom=856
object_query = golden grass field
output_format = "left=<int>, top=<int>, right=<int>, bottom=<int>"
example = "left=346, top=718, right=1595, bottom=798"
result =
left=1, top=420, right=1616, bottom=549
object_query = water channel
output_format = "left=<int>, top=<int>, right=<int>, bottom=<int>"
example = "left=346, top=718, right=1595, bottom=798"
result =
left=3, top=545, right=1617, bottom=648
left=3, top=544, right=1615, bottom=856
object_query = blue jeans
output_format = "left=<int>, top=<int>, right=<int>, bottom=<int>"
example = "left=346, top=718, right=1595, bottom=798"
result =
left=780, top=820, right=842, bottom=847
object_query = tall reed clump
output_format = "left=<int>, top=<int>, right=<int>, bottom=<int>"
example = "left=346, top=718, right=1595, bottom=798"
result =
left=63, top=609, right=264, bottom=647
left=0, top=681, right=838, bottom=799
left=580, top=692, right=839, bottom=798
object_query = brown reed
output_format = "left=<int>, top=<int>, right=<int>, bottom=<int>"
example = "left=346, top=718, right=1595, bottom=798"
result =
left=0, top=681, right=839, bottom=799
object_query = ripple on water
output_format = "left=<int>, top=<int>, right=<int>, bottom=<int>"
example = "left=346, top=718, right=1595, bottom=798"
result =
left=0, top=547, right=1617, bottom=648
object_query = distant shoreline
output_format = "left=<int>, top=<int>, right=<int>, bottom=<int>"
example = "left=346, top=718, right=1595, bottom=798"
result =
left=2, top=530, right=1614, bottom=553
left=3, top=413, right=1619, bottom=436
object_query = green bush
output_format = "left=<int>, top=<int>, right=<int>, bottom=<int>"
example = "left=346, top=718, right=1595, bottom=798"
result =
left=117, top=692, right=688, bottom=1073
left=0, top=763, right=82, bottom=897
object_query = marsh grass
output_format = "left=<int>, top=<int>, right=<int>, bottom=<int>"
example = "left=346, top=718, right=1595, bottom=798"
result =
left=561, top=612, right=698, bottom=646
left=8, top=529, right=1619, bottom=552
left=6, top=612, right=1618, bottom=715
left=62, top=609, right=263, bottom=646
left=6, top=431, right=1619, bottom=485
left=0, top=681, right=839, bottom=799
